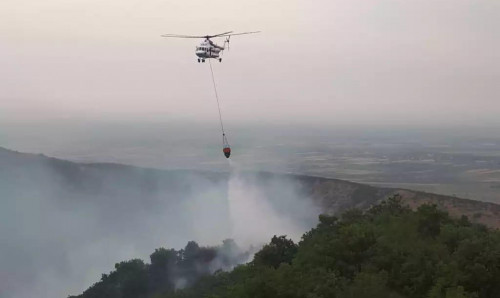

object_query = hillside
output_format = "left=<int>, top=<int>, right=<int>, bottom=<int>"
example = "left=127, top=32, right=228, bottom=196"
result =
left=1, top=147, right=499, bottom=228
left=0, top=148, right=500, bottom=227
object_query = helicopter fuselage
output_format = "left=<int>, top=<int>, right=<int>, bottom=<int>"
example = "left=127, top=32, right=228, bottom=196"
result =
left=195, top=39, right=224, bottom=61
left=162, top=31, right=259, bottom=63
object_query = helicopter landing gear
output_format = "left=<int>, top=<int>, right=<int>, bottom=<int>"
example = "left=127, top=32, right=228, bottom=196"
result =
left=219, top=58, right=222, bottom=62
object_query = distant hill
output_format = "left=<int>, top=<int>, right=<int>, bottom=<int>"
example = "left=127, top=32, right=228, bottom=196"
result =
left=1, top=146, right=499, bottom=228
left=293, top=174, right=500, bottom=229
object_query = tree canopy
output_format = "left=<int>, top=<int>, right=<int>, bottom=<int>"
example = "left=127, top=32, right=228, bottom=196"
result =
left=70, top=196, right=500, bottom=298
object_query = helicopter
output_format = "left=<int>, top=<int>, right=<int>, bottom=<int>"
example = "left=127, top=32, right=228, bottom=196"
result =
left=161, top=31, right=260, bottom=63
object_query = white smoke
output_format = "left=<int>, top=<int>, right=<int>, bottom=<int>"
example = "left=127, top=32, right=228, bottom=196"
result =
left=226, top=162, right=314, bottom=247
left=0, top=149, right=320, bottom=298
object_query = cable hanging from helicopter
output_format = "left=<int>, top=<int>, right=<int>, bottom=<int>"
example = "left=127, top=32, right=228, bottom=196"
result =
left=208, top=58, right=231, bottom=158
left=161, top=31, right=260, bottom=158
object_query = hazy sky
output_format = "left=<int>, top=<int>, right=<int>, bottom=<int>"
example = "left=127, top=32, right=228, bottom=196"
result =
left=1, top=0, right=499, bottom=126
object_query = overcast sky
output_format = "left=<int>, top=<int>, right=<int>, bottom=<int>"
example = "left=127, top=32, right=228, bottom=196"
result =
left=1, top=0, right=499, bottom=126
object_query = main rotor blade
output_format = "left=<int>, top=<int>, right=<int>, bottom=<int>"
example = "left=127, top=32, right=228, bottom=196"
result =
left=219, top=31, right=261, bottom=37
left=161, top=34, right=206, bottom=38
left=161, top=31, right=259, bottom=39
left=206, top=31, right=233, bottom=38
left=161, top=31, right=234, bottom=39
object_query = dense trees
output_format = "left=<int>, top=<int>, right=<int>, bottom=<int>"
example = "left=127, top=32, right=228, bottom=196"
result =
left=69, top=240, right=248, bottom=298
left=71, top=196, right=500, bottom=298
left=253, top=235, right=298, bottom=268
left=74, top=259, right=149, bottom=298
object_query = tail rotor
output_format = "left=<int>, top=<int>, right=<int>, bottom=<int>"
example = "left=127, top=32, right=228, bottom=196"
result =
left=224, top=36, right=231, bottom=51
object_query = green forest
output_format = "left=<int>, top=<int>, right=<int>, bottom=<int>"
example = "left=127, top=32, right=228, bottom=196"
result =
left=70, top=196, right=500, bottom=298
